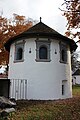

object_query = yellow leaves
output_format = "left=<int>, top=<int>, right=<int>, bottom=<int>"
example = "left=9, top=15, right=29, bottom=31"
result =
left=0, top=14, right=33, bottom=65
left=6, top=91, right=80, bottom=120
left=13, top=13, right=26, bottom=21
left=61, top=0, right=80, bottom=39
left=65, top=31, right=71, bottom=36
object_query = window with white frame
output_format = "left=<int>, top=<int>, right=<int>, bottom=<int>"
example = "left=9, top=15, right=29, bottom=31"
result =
left=60, top=42, right=67, bottom=64
left=36, top=40, right=51, bottom=62
left=14, top=41, right=24, bottom=62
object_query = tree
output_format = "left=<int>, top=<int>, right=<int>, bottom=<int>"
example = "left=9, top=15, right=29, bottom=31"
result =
left=60, top=0, right=80, bottom=71
left=0, top=14, right=34, bottom=65
left=60, top=0, right=80, bottom=40
left=71, top=52, right=80, bottom=72
left=0, top=16, right=9, bottom=65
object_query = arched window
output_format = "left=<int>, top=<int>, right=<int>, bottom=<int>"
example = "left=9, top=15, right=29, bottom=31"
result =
left=39, top=46, right=47, bottom=59
left=15, top=41, right=24, bottom=62
left=36, top=41, right=51, bottom=62
left=16, top=48, right=23, bottom=60
left=60, top=42, right=67, bottom=63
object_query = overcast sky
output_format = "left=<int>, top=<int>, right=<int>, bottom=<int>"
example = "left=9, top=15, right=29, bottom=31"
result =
left=0, top=0, right=67, bottom=35
left=0, top=0, right=80, bottom=70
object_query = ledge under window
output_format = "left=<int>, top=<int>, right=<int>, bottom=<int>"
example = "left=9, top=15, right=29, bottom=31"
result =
left=14, top=59, right=24, bottom=63
left=35, top=59, right=51, bottom=62
left=59, top=60, right=68, bottom=64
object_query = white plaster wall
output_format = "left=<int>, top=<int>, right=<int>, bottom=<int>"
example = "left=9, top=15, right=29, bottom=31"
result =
left=73, top=76, right=80, bottom=84
left=8, top=38, right=72, bottom=100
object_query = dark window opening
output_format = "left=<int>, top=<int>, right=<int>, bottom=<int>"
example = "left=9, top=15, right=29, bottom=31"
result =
left=39, top=46, right=47, bottom=59
left=16, top=48, right=23, bottom=60
left=60, top=43, right=67, bottom=64
left=62, top=49, right=65, bottom=62
left=62, top=84, right=64, bottom=95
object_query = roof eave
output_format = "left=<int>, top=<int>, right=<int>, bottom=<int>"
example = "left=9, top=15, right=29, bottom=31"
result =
left=4, top=32, right=77, bottom=52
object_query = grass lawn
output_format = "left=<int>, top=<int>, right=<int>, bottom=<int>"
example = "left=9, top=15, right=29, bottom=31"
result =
left=5, top=85, right=80, bottom=120
left=72, top=84, right=80, bottom=97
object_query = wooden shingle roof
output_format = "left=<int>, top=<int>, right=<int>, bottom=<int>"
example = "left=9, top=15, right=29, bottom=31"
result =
left=4, top=21, right=77, bottom=52
left=24, top=22, right=59, bottom=34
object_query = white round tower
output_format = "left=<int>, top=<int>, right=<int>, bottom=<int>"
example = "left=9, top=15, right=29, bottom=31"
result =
left=5, top=21, right=77, bottom=100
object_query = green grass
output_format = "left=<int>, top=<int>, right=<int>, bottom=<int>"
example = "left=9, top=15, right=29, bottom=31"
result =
left=72, top=84, right=80, bottom=96
left=5, top=85, right=80, bottom=120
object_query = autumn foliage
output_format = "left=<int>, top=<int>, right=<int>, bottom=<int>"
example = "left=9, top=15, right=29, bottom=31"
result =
left=61, top=0, right=80, bottom=40
left=0, top=14, right=33, bottom=65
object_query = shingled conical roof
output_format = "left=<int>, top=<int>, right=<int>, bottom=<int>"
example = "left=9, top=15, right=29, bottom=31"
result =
left=5, top=21, right=77, bottom=51
left=23, top=21, right=59, bottom=35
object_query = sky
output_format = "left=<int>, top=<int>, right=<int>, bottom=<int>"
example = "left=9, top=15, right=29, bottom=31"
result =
left=0, top=0, right=80, bottom=72
left=0, top=0, right=80, bottom=51
left=0, top=0, right=67, bottom=35
left=0, top=66, right=6, bottom=73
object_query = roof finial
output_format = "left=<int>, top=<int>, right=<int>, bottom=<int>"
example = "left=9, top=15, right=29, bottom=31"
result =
left=40, top=17, right=42, bottom=22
